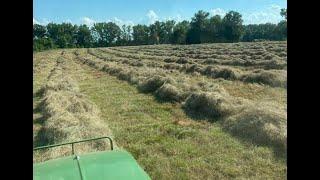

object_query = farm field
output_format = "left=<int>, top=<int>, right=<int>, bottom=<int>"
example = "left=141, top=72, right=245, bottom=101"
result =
left=33, top=41, right=287, bottom=179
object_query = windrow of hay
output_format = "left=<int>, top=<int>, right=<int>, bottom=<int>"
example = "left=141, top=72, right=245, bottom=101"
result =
left=89, top=48, right=287, bottom=87
left=241, top=69, right=287, bottom=88
left=138, top=75, right=175, bottom=93
left=202, top=66, right=240, bottom=80
left=155, top=83, right=183, bottom=102
left=34, top=56, right=113, bottom=163
left=182, top=86, right=245, bottom=119
left=222, top=101, right=287, bottom=150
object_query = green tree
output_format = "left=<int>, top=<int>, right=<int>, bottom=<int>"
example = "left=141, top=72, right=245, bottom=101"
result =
left=171, top=20, right=190, bottom=44
left=163, top=20, right=175, bottom=44
left=33, top=37, right=55, bottom=51
left=76, top=25, right=93, bottom=48
left=92, top=22, right=121, bottom=47
left=242, top=23, right=277, bottom=41
left=105, top=22, right=121, bottom=46
left=118, top=24, right=132, bottom=46
left=186, top=10, right=210, bottom=44
left=222, top=11, right=244, bottom=42
left=47, top=23, right=77, bottom=48
left=33, top=24, right=47, bottom=39
left=132, top=24, right=150, bottom=45
left=280, top=8, right=287, bottom=20
left=208, top=15, right=223, bottom=42
left=149, top=21, right=162, bottom=44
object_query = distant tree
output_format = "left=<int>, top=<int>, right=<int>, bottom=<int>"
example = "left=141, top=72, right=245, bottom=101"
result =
left=280, top=8, right=287, bottom=20
left=163, top=20, right=175, bottom=44
left=208, top=15, right=223, bottom=42
left=91, top=23, right=106, bottom=46
left=222, top=11, right=244, bottom=42
left=187, top=10, right=210, bottom=44
left=118, top=24, right=132, bottom=46
left=76, top=25, right=93, bottom=48
left=33, top=9, right=287, bottom=52
left=149, top=21, right=162, bottom=44
left=273, top=21, right=287, bottom=40
left=171, top=20, right=190, bottom=44
left=275, top=8, right=287, bottom=40
left=33, top=24, right=47, bottom=39
left=91, top=22, right=121, bottom=47
left=33, top=37, right=55, bottom=51
left=132, top=24, right=150, bottom=45
left=47, top=23, right=77, bottom=48
left=105, top=22, right=121, bottom=46
left=242, top=23, right=277, bottom=42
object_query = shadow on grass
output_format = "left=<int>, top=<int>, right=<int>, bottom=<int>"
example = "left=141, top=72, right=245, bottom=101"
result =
left=153, top=95, right=181, bottom=105
left=220, top=126, right=287, bottom=160
left=182, top=107, right=287, bottom=160
left=33, top=87, right=45, bottom=99
left=145, top=90, right=286, bottom=159
left=182, top=108, right=220, bottom=122
left=33, top=93, right=49, bottom=148
left=34, top=128, right=49, bottom=148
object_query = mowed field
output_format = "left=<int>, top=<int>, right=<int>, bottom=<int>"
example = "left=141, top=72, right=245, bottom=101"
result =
left=33, top=41, right=287, bottom=179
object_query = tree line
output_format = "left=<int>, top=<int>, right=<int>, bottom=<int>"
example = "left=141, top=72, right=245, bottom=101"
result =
left=33, top=9, right=287, bottom=51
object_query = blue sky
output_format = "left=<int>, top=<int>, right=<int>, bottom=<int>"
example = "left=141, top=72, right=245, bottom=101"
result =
left=33, top=0, right=287, bottom=26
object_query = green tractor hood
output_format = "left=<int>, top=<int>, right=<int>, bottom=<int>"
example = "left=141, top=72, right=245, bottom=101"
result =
left=33, top=137, right=151, bottom=180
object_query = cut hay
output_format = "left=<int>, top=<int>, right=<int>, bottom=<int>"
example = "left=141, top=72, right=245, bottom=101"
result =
left=241, top=70, right=287, bottom=88
left=164, top=58, right=176, bottom=63
left=182, top=88, right=235, bottom=119
left=155, top=83, right=182, bottom=102
left=203, top=66, right=239, bottom=80
left=34, top=57, right=113, bottom=163
left=176, top=58, right=189, bottom=64
left=138, top=75, right=174, bottom=93
left=223, top=101, right=287, bottom=150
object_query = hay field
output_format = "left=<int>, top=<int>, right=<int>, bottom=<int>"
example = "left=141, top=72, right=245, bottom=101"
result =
left=33, top=41, right=287, bottom=179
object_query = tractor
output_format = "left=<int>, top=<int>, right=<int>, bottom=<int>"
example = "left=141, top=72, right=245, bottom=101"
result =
left=33, top=136, right=151, bottom=180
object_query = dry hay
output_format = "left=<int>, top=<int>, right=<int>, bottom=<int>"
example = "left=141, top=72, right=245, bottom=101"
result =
left=138, top=75, right=175, bottom=93
left=176, top=58, right=189, bottom=64
left=155, top=83, right=183, bottom=102
left=164, top=63, right=181, bottom=70
left=182, top=87, right=238, bottom=119
left=203, top=66, right=239, bottom=80
left=164, top=58, right=176, bottom=63
left=34, top=56, right=113, bottom=163
left=241, top=69, right=287, bottom=88
left=223, top=101, right=287, bottom=150
left=183, top=64, right=203, bottom=74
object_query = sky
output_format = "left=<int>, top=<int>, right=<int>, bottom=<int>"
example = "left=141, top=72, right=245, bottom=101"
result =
left=33, top=0, right=287, bottom=26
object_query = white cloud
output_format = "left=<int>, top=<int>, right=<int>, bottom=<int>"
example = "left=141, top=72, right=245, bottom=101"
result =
left=211, top=8, right=226, bottom=17
left=33, top=18, right=40, bottom=25
left=146, top=10, right=158, bottom=24
left=243, top=4, right=284, bottom=24
left=81, top=17, right=95, bottom=27
left=41, top=18, right=50, bottom=25
left=63, top=19, right=73, bottom=24
left=109, top=17, right=134, bottom=27
left=164, top=14, right=183, bottom=23
left=108, top=17, right=134, bottom=27
left=33, top=18, right=50, bottom=25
